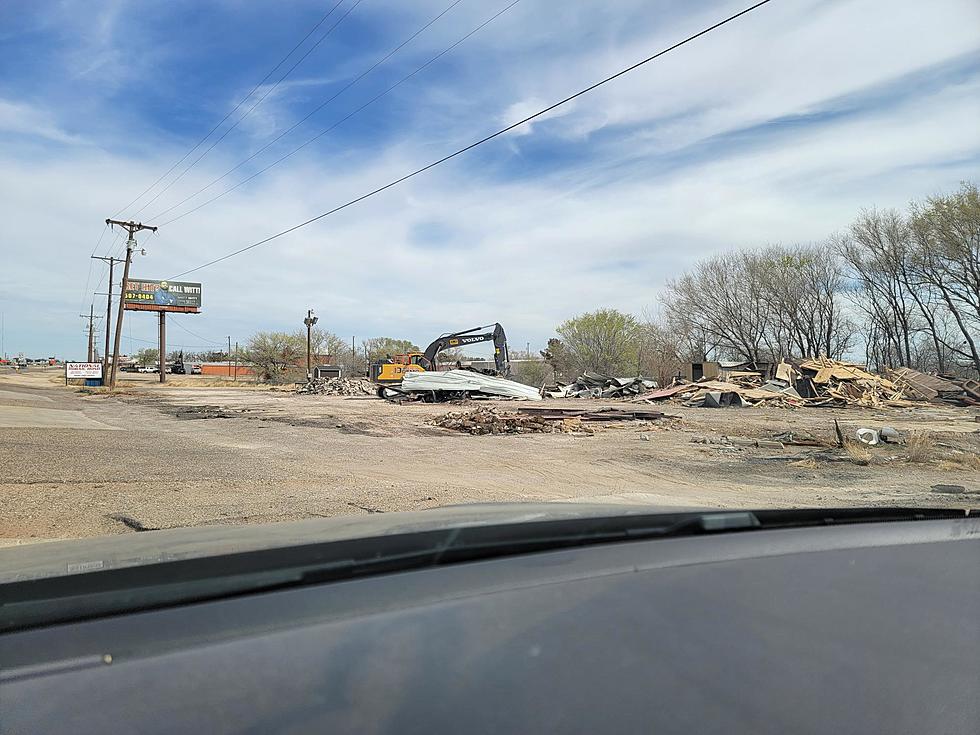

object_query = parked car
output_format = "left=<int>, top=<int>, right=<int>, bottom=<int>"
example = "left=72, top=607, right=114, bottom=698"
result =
left=191, top=364, right=202, bottom=375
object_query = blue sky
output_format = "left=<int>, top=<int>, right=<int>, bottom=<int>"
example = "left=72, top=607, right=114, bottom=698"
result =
left=1, top=0, right=978, bottom=359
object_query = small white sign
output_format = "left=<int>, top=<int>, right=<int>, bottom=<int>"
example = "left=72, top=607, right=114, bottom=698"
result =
left=66, top=362, right=103, bottom=379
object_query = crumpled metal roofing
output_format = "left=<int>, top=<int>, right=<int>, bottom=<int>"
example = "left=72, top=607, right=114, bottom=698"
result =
left=401, top=370, right=542, bottom=400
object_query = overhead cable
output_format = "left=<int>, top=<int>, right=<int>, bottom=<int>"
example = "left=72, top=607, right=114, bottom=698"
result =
left=169, top=0, right=773, bottom=279
left=149, top=0, right=468, bottom=223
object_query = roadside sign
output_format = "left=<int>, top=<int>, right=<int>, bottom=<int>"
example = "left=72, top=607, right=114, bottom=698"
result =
left=123, top=278, right=202, bottom=313
left=65, top=362, right=103, bottom=379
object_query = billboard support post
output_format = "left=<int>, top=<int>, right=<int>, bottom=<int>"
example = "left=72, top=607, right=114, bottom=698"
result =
left=159, top=311, right=166, bottom=384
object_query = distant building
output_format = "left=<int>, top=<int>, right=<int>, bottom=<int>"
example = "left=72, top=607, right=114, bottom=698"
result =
left=200, top=361, right=256, bottom=377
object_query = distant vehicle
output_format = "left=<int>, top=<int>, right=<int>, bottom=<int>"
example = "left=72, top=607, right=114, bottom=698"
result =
left=137, top=366, right=156, bottom=373
left=191, top=364, right=202, bottom=375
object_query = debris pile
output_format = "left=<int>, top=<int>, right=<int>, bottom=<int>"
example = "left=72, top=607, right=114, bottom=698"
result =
left=296, top=377, right=376, bottom=396
left=516, top=406, right=676, bottom=422
left=544, top=372, right=658, bottom=399
left=794, top=358, right=909, bottom=407
left=433, top=405, right=678, bottom=435
left=889, top=367, right=979, bottom=407
left=433, top=407, right=579, bottom=435
left=630, top=357, right=978, bottom=410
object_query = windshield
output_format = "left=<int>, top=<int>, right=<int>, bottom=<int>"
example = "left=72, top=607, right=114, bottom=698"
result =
left=1, top=0, right=978, bottom=577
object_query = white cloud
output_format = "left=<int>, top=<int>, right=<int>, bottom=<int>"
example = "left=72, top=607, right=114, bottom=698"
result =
left=1, top=0, right=979, bottom=358
left=0, top=99, right=84, bottom=145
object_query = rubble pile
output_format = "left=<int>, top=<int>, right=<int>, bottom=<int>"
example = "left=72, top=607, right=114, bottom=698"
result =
left=544, top=372, right=658, bottom=399
left=296, top=377, right=376, bottom=396
left=433, top=407, right=576, bottom=435
left=889, top=367, right=979, bottom=407
left=630, top=357, right=978, bottom=410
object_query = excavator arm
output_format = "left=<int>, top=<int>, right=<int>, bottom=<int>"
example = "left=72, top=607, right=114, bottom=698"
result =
left=420, top=323, right=511, bottom=376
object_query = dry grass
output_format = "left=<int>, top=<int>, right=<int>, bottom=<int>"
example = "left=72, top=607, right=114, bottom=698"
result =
left=843, top=440, right=874, bottom=466
left=789, top=457, right=818, bottom=469
left=905, top=432, right=937, bottom=463
left=937, top=453, right=980, bottom=472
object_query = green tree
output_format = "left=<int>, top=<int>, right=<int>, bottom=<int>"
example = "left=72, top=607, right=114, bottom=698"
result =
left=362, top=337, right=420, bottom=362
left=554, top=309, right=642, bottom=377
left=135, top=348, right=159, bottom=366
left=242, top=331, right=304, bottom=381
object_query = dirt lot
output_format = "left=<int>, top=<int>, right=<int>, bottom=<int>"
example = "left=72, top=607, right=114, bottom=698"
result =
left=1, top=367, right=977, bottom=545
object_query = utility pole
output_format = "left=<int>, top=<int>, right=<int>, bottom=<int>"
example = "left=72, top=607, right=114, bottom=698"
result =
left=351, top=335, right=356, bottom=377
left=79, top=305, right=100, bottom=362
left=106, top=219, right=157, bottom=388
left=234, top=341, right=239, bottom=382
left=91, top=256, right=121, bottom=382
left=303, top=309, right=318, bottom=381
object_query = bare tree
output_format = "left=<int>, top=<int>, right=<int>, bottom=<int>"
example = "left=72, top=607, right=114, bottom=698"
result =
left=908, top=183, right=980, bottom=375
left=661, top=245, right=851, bottom=365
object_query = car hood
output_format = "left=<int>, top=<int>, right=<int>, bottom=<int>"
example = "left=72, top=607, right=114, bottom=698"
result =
left=0, top=502, right=701, bottom=583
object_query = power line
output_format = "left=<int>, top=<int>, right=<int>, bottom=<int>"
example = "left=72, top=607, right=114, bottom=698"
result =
left=148, top=0, right=467, bottom=223
left=169, top=317, right=223, bottom=345
left=157, top=0, right=520, bottom=227
left=130, top=0, right=364, bottom=219
left=114, top=1, right=350, bottom=218
left=169, top=0, right=773, bottom=279
left=78, top=223, right=110, bottom=315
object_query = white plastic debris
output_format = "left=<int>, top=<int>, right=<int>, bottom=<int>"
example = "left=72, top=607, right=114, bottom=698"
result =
left=855, top=428, right=880, bottom=446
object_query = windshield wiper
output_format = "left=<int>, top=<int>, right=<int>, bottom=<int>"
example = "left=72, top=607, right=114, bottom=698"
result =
left=0, top=507, right=966, bottom=633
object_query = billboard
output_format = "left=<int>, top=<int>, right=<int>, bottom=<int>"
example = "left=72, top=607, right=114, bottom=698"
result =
left=66, top=362, right=102, bottom=379
left=123, top=279, right=202, bottom=313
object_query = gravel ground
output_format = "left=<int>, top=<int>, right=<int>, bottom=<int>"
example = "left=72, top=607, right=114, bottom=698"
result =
left=1, top=368, right=977, bottom=544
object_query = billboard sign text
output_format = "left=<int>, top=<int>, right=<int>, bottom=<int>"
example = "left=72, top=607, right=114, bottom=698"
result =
left=123, top=279, right=202, bottom=313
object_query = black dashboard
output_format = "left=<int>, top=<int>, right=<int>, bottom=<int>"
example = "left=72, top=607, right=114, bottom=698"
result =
left=2, top=517, right=978, bottom=734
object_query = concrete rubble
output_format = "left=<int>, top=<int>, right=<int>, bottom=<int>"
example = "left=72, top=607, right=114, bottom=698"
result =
left=296, top=377, right=376, bottom=396
left=432, top=407, right=590, bottom=435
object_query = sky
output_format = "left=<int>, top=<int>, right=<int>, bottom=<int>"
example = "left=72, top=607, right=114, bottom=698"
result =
left=1, top=0, right=978, bottom=360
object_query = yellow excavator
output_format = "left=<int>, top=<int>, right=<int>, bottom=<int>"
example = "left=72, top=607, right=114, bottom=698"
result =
left=369, top=323, right=511, bottom=395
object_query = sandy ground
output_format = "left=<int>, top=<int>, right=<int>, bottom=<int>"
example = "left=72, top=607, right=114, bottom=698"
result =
left=1, top=367, right=977, bottom=545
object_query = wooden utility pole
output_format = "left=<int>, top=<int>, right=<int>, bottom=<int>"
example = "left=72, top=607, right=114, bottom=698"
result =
left=91, top=255, right=121, bottom=381
left=303, top=310, right=318, bottom=381
left=106, top=219, right=157, bottom=388
left=79, top=304, right=100, bottom=362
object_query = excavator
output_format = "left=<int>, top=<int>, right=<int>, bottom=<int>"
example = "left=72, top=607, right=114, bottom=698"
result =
left=369, top=323, right=511, bottom=395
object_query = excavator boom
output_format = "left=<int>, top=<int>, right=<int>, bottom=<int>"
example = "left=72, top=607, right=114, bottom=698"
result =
left=420, top=323, right=511, bottom=376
